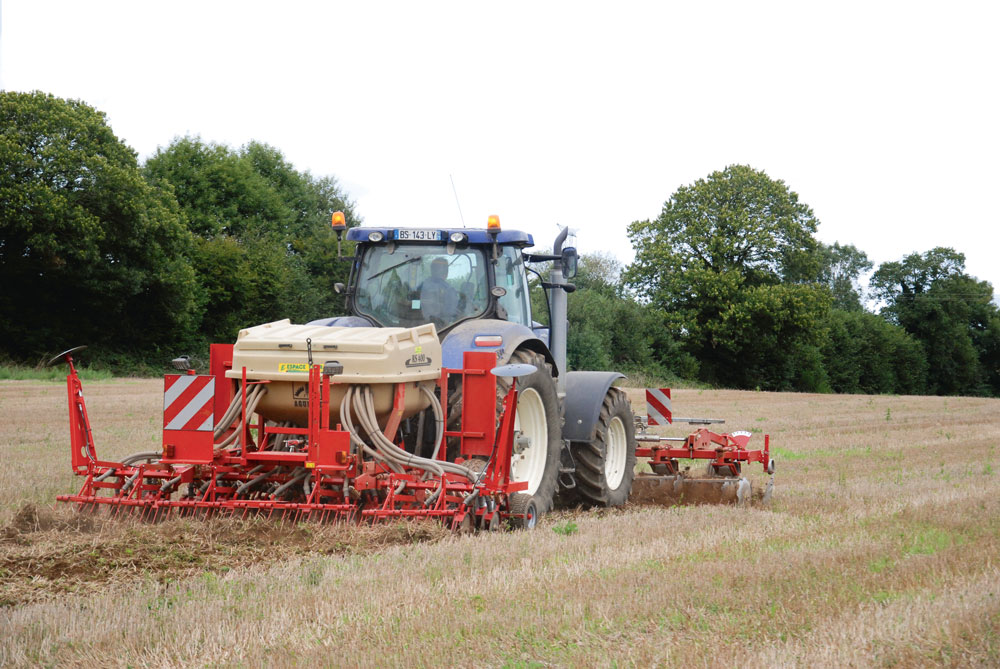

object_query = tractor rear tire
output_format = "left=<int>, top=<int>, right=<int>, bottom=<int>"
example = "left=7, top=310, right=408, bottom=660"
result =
left=448, top=348, right=562, bottom=514
left=570, top=388, right=637, bottom=507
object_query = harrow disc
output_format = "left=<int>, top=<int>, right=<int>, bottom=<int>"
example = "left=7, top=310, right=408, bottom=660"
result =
left=629, top=474, right=760, bottom=506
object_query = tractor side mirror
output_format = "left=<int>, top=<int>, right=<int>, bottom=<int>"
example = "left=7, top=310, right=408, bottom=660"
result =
left=334, top=282, right=345, bottom=294
left=561, top=247, right=578, bottom=279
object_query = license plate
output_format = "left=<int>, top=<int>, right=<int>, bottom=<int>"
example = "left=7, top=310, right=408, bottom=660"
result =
left=394, top=229, right=442, bottom=241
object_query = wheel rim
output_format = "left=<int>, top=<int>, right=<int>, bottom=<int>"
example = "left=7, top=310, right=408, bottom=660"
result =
left=510, top=387, right=548, bottom=495
left=605, top=416, right=628, bottom=490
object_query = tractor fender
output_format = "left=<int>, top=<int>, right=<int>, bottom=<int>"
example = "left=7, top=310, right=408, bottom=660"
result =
left=306, top=315, right=374, bottom=327
left=441, top=319, right=557, bottom=373
left=562, top=371, right=626, bottom=442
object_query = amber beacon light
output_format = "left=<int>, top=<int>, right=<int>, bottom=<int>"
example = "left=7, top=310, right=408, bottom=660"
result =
left=331, top=211, right=347, bottom=232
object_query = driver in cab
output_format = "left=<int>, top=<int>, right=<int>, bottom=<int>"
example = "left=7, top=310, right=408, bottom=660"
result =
left=420, top=257, right=459, bottom=326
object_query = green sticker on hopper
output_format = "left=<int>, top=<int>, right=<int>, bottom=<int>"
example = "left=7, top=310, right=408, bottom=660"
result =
left=278, top=363, right=310, bottom=373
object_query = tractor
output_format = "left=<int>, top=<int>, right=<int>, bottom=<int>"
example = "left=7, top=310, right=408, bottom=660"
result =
left=310, top=216, right=634, bottom=513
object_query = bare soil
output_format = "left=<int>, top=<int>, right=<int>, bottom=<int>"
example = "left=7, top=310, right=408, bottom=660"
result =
left=1, top=503, right=448, bottom=607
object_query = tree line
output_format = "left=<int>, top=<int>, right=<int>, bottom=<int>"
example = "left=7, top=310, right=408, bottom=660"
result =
left=3, top=91, right=998, bottom=395
left=1, top=91, right=356, bottom=370
left=572, top=165, right=999, bottom=396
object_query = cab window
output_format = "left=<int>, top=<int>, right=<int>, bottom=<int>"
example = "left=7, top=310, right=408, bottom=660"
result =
left=496, top=246, right=532, bottom=327
left=354, top=245, right=489, bottom=330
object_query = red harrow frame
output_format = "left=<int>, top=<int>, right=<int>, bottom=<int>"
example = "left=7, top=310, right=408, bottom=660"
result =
left=55, top=346, right=535, bottom=531
left=631, top=389, right=776, bottom=505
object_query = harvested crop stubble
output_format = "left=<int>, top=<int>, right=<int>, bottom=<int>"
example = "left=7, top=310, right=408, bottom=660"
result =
left=2, top=380, right=1000, bottom=667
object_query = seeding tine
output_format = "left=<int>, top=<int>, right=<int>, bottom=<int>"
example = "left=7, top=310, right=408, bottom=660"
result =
left=762, top=475, right=774, bottom=506
left=736, top=478, right=751, bottom=506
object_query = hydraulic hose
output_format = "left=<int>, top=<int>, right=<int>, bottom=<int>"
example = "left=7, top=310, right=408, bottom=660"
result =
left=214, top=385, right=266, bottom=451
left=121, top=469, right=142, bottom=493
left=96, top=450, right=161, bottom=482
left=213, top=392, right=243, bottom=440
left=357, top=385, right=476, bottom=483
left=273, top=468, right=309, bottom=498
left=418, top=385, right=445, bottom=461
left=159, top=475, right=181, bottom=494
left=354, top=387, right=442, bottom=476
left=234, top=464, right=272, bottom=496
left=340, top=387, right=401, bottom=473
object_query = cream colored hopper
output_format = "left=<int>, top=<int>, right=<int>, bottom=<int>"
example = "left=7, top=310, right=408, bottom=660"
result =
left=226, top=320, right=441, bottom=425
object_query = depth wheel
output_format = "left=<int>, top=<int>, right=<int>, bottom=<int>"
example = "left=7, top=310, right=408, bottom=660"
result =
left=508, top=492, right=538, bottom=530
left=570, top=388, right=637, bottom=507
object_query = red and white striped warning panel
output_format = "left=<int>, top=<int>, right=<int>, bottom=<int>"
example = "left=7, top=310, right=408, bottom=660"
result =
left=163, top=375, right=215, bottom=432
left=645, top=388, right=672, bottom=426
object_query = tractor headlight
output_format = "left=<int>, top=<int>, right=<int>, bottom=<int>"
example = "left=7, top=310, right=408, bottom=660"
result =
left=449, top=232, right=466, bottom=244
left=368, top=231, right=384, bottom=242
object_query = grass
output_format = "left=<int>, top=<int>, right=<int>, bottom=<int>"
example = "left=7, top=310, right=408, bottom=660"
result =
left=0, top=363, right=116, bottom=382
left=1, top=380, right=999, bottom=666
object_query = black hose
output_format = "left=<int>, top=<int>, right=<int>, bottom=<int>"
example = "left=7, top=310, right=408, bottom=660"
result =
left=272, top=468, right=309, bottom=498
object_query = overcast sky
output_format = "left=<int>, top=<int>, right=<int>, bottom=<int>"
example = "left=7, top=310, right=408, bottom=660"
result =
left=2, top=1, right=998, bottom=298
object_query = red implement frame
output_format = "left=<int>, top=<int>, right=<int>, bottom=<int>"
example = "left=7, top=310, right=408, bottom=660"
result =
left=57, top=349, right=529, bottom=530
left=635, top=429, right=771, bottom=477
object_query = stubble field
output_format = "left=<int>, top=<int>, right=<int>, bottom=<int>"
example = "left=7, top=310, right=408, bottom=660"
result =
left=1, top=378, right=999, bottom=667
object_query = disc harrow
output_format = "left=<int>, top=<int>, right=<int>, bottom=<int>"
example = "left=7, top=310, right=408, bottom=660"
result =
left=631, top=388, right=775, bottom=506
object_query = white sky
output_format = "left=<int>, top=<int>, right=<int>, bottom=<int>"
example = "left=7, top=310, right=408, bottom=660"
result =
left=2, top=1, right=998, bottom=297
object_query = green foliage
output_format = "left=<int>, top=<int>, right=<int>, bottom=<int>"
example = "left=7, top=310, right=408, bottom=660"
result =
left=143, top=136, right=358, bottom=344
left=0, top=96, right=356, bottom=371
left=551, top=520, right=578, bottom=536
left=870, top=247, right=966, bottom=306
left=0, top=91, right=200, bottom=361
left=627, top=164, right=820, bottom=301
left=821, top=310, right=928, bottom=395
left=872, top=249, right=999, bottom=395
left=626, top=165, right=830, bottom=390
left=531, top=252, right=697, bottom=379
left=4, top=93, right=995, bottom=399
left=815, top=242, right=872, bottom=311
left=0, top=363, right=114, bottom=382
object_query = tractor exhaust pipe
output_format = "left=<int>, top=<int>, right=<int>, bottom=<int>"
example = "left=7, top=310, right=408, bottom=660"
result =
left=548, top=227, right=574, bottom=395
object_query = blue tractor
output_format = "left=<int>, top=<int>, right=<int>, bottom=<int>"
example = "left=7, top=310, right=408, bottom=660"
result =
left=310, top=217, right=637, bottom=514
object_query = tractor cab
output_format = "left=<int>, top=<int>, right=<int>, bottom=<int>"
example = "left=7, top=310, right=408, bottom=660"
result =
left=340, top=225, right=538, bottom=335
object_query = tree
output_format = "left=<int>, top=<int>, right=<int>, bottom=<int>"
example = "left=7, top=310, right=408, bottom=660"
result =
left=143, top=137, right=359, bottom=342
left=815, top=242, right=872, bottom=311
left=0, top=91, right=200, bottom=360
left=822, top=310, right=927, bottom=394
left=572, top=251, right=625, bottom=298
left=870, top=247, right=966, bottom=305
left=871, top=248, right=999, bottom=395
left=528, top=252, right=695, bottom=379
left=625, top=165, right=830, bottom=390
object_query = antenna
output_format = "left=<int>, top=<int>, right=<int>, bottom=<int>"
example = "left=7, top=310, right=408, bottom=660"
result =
left=449, top=174, right=467, bottom=228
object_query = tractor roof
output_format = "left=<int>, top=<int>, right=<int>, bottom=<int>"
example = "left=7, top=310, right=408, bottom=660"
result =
left=346, top=227, right=533, bottom=246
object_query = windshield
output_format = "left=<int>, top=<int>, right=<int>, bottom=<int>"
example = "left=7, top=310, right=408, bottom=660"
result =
left=354, top=245, right=490, bottom=330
